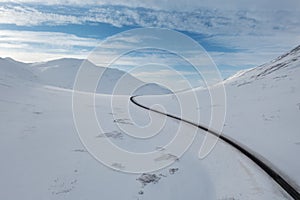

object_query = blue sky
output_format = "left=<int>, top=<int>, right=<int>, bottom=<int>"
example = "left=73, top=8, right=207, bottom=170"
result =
left=0, top=0, right=299, bottom=88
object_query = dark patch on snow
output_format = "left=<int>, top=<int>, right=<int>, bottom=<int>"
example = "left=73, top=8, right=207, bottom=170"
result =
left=262, top=114, right=278, bottom=122
left=273, top=75, right=288, bottom=80
left=137, top=173, right=161, bottom=187
left=111, top=162, right=125, bottom=169
left=138, top=190, right=144, bottom=195
left=113, top=118, right=133, bottom=125
left=154, top=153, right=179, bottom=162
left=54, top=188, right=74, bottom=195
left=135, top=167, right=180, bottom=196
left=96, top=131, right=123, bottom=139
left=255, top=62, right=289, bottom=78
left=169, top=168, right=179, bottom=175
left=72, top=149, right=87, bottom=153
left=32, top=111, right=42, bottom=115
left=297, top=103, right=300, bottom=110
left=159, top=173, right=167, bottom=177
left=237, top=81, right=252, bottom=87
left=49, top=177, right=78, bottom=196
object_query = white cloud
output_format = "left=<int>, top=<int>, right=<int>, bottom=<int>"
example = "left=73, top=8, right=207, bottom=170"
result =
left=0, top=0, right=299, bottom=11
left=0, top=30, right=100, bottom=62
left=1, top=4, right=300, bottom=36
left=0, top=2, right=299, bottom=74
left=0, top=30, right=99, bottom=47
left=0, top=5, right=82, bottom=26
left=205, top=33, right=300, bottom=67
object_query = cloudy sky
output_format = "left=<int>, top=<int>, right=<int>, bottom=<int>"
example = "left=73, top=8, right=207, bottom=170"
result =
left=0, top=0, right=299, bottom=87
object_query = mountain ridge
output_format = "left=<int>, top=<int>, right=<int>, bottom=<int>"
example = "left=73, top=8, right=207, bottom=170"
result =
left=0, top=57, right=172, bottom=95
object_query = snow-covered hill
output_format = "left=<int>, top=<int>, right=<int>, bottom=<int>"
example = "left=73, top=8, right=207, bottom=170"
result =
left=136, top=45, right=300, bottom=192
left=0, top=57, right=36, bottom=84
left=225, top=45, right=300, bottom=86
left=29, top=58, right=172, bottom=95
left=133, top=83, right=172, bottom=95
left=223, top=45, right=300, bottom=191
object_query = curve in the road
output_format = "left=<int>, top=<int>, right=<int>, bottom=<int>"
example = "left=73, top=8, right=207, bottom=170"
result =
left=130, top=96, right=300, bottom=200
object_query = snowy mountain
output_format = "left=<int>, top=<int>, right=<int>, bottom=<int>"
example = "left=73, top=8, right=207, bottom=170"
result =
left=133, top=83, right=172, bottom=95
left=225, top=45, right=300, bottom=86
left=0, top=57, right=36, bottom=83
left=29, top=58, right=172, bottom=95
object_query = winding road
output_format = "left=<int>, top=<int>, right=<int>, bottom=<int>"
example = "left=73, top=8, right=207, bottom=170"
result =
left=130, top=95, right=300, bottom=200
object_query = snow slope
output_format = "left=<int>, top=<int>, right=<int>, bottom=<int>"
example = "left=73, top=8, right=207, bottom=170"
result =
left=0, top=57, right=37, bottom=84
left=0, top=54, right=294, bottom=199
left=136, top=45, right=300, bottom=192
left=0, top=77, right=290, bottom=200
left=30, top=58, right=172, bottom=95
